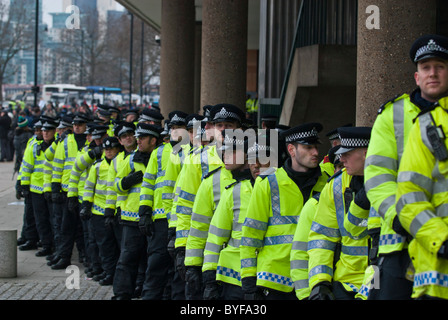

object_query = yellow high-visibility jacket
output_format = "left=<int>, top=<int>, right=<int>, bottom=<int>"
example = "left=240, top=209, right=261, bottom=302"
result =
left=202, top=178, right=254, bottom=287
left=140, top=142, right=172, bottom=220
left=83, top=157, right=112, bottom=216
left=114, top=152, right=147, bottom=223
left=185, top=166, right=234, bottom=267
left=365, top=93, right=422, bottom=255
left=175, top=143, right=223, bottom=248
left=105, top=149, right=135, bottom=215
left=396, top=97, right=448, bottom=300
left=290, top=194, right=320, bottom=300
left=240, top=166, right=327, bottom=293
left=308, top=169, right=370, bottom=295
left=161, top=143, right=191, bottom=228
left=52, top=134, right=87, bottom=192
left=20, top=139, right=46, bottom=194
left=67, top=143, right=97, bottom=202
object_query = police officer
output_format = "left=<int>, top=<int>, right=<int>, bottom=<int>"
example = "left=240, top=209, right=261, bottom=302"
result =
left=308, top=127, right=372, bottom=300
left=82, top=136, right=122, bottom=286
left=16, top=118, right=44, bottom=251
left=50, top=112, right=90, bottom=269
left=174, top=105, right=244, bottom=285
left=203, top=130, right=276, bottom=300
left=396, top=96, right=448, bottom=300
left=240, top=122, right=329, bottom=300
left=112, top=123, right=162, bottom=300
left=290, top=144, right=343, bottom=300
left=20, top=118, right=59, bottom=256
left=365, top=34, right=448, bottom=300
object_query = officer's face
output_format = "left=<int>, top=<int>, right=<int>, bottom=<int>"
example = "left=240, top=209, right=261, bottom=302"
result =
left=415, top=58, right=448, bottom=102
left=214, top=122, right=239, bottom=142
left=105, top=147, right=120, bottom=160
left=340, top=148, right=367, bottom=176
left=137, top=135, right=156, bottom=153
left=170, top=125, right=187, bottom=143
left=119, top=132, right=136, bottom=150
left=289, top=143, right=320, bottom=171
left=224, top=149, right=246, bottom=171
left=42, top=129, right=55, bottom=143
left=249, top=159, right=271, bottom=179
left=73, top=123, right=86, bottom=134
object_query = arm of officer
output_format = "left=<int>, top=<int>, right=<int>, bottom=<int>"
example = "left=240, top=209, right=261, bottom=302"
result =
left=396, top=116, right=448, bottom=255
left=290, top=196, right=318, bottom=300
left=307, top=182, right=340, bottom=290
left=364, top=106, right=398, bottom=230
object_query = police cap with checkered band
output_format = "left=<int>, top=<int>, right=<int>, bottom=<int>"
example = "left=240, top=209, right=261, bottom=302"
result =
left=410, top=34, right=448, bottom=63
left=335, top=126, right=372, bottom=155
left=281, top=122, right=323, bottom=145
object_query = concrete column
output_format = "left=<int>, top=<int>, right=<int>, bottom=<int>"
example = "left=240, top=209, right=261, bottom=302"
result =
left=159, top=0, right=196, bottom=117
left=356, top=0, right=437, bottom=126
left=200, top=0, right=248, bottom=110
left=0, top=230, right=17, bottom=278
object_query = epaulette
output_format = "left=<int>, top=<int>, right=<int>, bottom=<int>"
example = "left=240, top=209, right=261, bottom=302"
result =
left=225, top=180, right=239, bottom=190
left=94, top=158, right=104, bottom=165
left=327, top=168, right=343, bottom=183
left=258, top=167, right=277, bottom=180
left=312, top=192, right=321, bottom=201
left=202, top=166, right=222, bottom=180
left=377, top=94, right=402, bottom=115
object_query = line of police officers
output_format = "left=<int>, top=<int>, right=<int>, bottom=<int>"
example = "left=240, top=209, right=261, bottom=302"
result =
left=14, top=33, right=448, bottom=301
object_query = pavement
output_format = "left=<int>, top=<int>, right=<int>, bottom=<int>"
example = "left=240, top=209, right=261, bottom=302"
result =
left=0, top=160, right=114, bottom=300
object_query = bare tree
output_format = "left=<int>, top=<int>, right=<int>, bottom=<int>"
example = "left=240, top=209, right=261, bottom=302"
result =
left=0, top=0, right=33, bottom=100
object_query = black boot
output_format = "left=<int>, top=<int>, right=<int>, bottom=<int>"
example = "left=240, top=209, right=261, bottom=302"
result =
left=99, top=274, right=114, bottom=286
left=36, top=247, right=53, bottom=257
left=51, top=258, right=71, bottom=270
left=17, top=237, right=27, bottom=246
left=93, top=271, right=107, bottom=282
left=18, top=240, right=38, bottom=251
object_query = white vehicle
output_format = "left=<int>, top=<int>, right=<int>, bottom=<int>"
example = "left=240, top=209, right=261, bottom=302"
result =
left=42, top=84, right=87, bottom=103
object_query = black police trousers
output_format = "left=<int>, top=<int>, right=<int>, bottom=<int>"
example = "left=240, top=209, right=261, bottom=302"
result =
left=31, top=192, right=53, bottom=249
left=113, top=223, right=147, bottom=299
left=141, top=218, right=184, bottom=300
left=90, top=214, right=120, bottom=277
left=21, top=195, right=39, bottom=242
left=367, top=250, right=413, bottom=300
left=57, top=194, right=85, bottom=260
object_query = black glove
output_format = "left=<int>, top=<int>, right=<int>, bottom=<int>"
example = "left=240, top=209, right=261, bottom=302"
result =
left=175, top=247, right=186, bottom=281
left=44, top=192, right=52, bottom=202
left=138, top=205, right=154, bottom=236
left=202, top=270, right=220, bottom=300
left=79, top=201, right=93, bottom=221
left=15, top=180, right=23, bottom=200
left=167, top=228, right=176, bottom=259
left=438, top=241, right=448, bottom=259
left=309, top=281, right=335, bottom=300
left=51, top=182, right=63, bottom=204
left=392, top=216, right=411, bottom=238
left=88, top=145, right=103, bottom=160
left=354, top=186, right=370, bottom=210
left=67, top=196, right=79, bottom=214
left=104, top=208, right=116, bottom=228
left=242, top=276, right=263, bottom=300
left=185, top=266, right=203, bottom=294
left=121, top=170, right=143, bottom=190
left=21, top=184, right=31, bottom=199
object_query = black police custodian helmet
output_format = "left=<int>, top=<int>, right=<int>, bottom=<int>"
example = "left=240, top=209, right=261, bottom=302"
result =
left=335, top=126, right=372, bottom=155
left=410, top=34, right=448, bottom=63
left=281, top=122, right=323, bottom=145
